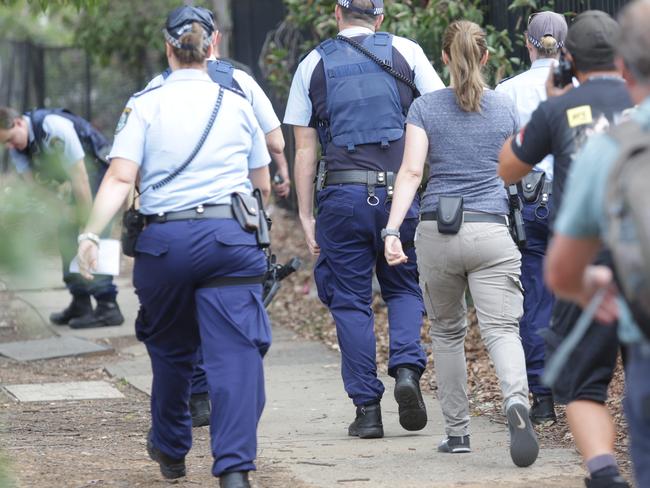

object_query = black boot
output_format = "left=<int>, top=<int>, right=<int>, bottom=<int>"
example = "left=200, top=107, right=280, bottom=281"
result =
left=219, top=471, right=251, bottom=488
left=49, top=294, right=92, bottom=325
left=584, top=475, right=630, bottom=488
left=530, top=393, right=557, bottom=426
left=69, top=297, right=124, bottom=329
left=146, top=429, right=186, bottom=479
left=348, top=402, right=383, bottom=439
left=190, top=393, right=210, bottom=427
left=394, top=367, right=427, bottom=431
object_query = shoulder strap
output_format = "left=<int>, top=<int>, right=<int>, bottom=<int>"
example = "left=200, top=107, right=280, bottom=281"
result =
left=162, top=68, right=172, bottom=80
left=207, top=60, right=235, bottom=87
left=147, top=87, right=225, bottom=192
left=334, top=34, right=419, bottom=96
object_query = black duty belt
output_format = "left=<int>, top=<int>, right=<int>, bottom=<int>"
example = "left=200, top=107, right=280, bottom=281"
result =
left=421, top=211, right=508, bottom=225
left=324, top=170, right=395, bottom=206
left=145, top=204, right=233, bottom=224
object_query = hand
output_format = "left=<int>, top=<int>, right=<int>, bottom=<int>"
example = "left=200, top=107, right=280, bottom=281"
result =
left=77, top=239, right=99, bottom=280
left=545, top=64, right=574, bottom=99
left=384, top=235, right=407, bottom=266
left=273, top=168, right=291, bottom=199
left=580, top=265, right=619, bottom=324
left=300, top=216, right=320, bottom=256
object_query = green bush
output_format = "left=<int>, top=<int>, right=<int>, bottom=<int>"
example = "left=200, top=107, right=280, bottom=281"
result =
left=263, top=0, right=521, bottom=102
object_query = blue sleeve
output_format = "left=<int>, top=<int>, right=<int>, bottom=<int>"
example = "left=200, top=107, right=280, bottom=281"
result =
left=554, top=134, right=620, bottom=238
left=9, top=149, right=30, bottom=174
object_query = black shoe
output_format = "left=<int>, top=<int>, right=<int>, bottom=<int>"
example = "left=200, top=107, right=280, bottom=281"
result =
left=219, top=471, right=251, bottom=488
left=530, top=393, right=557, bottom=426
left=394, top=367, right=427, bottom=431
left=146, top=430, right=186, bottom=479
left=190, top=393, right=210, bottom=427
left=49, top=294, right=92, bottom=325
left=506, top=403, right=539, bottom=467
left=437, top=435, right=471, bottom=453
left=348, top=403, right=384, bottom=439
left=69, top=298, right=124, bottom=329
left=584, top=475, right=630, bottom=488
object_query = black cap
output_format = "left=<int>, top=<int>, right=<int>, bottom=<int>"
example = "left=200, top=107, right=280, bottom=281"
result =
left=165, top=6, right=215, bottom=38
left=337, top=0, right=383, bottom=15
left=565, top=10, right=620, bottom=72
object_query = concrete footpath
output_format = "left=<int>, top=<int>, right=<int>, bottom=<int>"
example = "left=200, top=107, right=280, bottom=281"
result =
left=1, top=256, right=586, bottom=487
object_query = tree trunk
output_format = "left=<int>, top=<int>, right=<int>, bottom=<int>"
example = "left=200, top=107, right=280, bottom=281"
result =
left=212, top=0, right=232, bottom=58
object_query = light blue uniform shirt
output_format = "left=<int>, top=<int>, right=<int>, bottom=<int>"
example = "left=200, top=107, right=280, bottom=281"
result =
left=144, top=58, right=281, bottom=135
left=554, top=96, right=650, bottom=344
left=10, top=114, right=85, bottom=174
left=496, top=58, right=556, bottom=179
left=110, top=69, right=270, bottom=215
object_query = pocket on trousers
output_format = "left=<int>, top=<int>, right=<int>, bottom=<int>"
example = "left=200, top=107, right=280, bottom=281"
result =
left=214, top=228, right=258, bottom=247
left=503, top=274, right=525, bottom=321
left=135, top=234, right=169, bottom=256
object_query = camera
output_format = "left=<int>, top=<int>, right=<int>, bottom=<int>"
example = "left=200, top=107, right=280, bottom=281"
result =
left=553, top=49, right=574, bottom=88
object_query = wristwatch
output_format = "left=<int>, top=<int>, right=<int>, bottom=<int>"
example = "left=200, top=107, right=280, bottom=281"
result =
left=380, top=228, right=400, bottom=241
left=78, top=232, right=100, bottom=246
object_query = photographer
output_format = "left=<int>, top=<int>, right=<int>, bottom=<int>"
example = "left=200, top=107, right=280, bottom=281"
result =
left=545, top=2, right=650, bottom=486
left=495, top=11, right=568, bottom=425
left=498, top=10, right=633, bottom=488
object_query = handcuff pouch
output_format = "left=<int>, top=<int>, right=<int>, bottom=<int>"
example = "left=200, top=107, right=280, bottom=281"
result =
left=437, top=195, right=464, bottom=235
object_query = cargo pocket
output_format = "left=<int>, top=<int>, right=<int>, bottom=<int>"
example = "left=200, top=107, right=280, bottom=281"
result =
left=214, top=228, right=258, bottom=248
left=502, top=274, right=525, bottom=321
left=135, top=234, right=169, bottom=256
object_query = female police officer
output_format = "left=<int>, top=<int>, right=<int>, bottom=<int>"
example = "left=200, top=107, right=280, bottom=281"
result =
left=76, top=12, right=271, bottom=488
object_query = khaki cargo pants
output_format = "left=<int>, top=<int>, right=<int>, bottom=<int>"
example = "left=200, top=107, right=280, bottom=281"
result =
left=416, top=220, right=529, bottom=437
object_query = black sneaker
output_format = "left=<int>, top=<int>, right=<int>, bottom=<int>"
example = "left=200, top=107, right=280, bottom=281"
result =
left=437, top=435, right=471, bottom=453
left=190, top=392, right=210, bottom=427
left=220, top=471, right=251, bottom=488
left=348, top=403, right=384, bottom=439
left=69, top=298, right=124, bottom=329
left=394, top=368, right=427, bottom=431
left=49, top=294, right=92, bottom=325
left=530, top=393, right=557, bottom=426
left=506, top=403, right=539, bottom=467
left=584, top=475, right=630, bottom=488
left=146, top=429, right=186, bottom=479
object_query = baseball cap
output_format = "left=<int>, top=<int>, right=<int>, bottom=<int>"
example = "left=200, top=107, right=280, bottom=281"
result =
left=165, top=6, right=215, bottom=38
left=337, top=0, right=383, bottom=15
left=527, top=11, right=567, bottom=49
left=565, top=10, right=621, bottom=71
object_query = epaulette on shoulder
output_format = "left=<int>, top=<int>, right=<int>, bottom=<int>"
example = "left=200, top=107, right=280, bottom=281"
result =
left=222, top=84, right=247, bottom=100
left=405, top=36, right=420, bottom=46
left=497, top=74, right=515, bottom=86
left=132, top=85, right=162, bottom=99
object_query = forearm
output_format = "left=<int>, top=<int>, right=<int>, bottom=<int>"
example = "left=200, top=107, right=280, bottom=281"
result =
left=83, top=159, right=138, bottom=236
left=386, top=168, right=420, bottom=230
left=249, top=165, right=271, bottom=205
left=265, top=127, right=286, bottom=157
left=293, top=127, right=318, bottom=222
left=69, top=160, right=93, bottom=223
left=545, top=235, right=601, bottom=302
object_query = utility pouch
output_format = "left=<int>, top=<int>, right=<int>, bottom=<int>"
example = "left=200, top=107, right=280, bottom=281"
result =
left=437, top=195, right=464, bottom=235
left=521, top=172, right=545, bottom=203
left=231, top=192, right=260, bottom=232
left=316, top=160, right=327, bottom=192
left=121, top=205, right=145, bottom=257
left=253, top=189, right=271, bottom=248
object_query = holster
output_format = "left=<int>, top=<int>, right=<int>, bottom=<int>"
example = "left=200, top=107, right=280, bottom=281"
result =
left=231, top=192, right=260, bottom=232
left=437, top=195, right=464, bottom=235
left=253, top=189, right=271, bottom=248
left=121, top=205, right=145, bottom=257
left=316, top=160, right=327, bottom=192
left=520, top=172, right=545, bottom=203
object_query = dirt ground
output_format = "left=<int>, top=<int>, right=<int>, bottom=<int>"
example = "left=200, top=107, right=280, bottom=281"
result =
left=0, top=208, right=632, bottom=487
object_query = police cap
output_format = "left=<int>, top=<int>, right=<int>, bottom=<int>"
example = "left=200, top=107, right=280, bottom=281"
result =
left=337, top=0, right=383, bottom=16
left=165, top=6, right=215, bottom=38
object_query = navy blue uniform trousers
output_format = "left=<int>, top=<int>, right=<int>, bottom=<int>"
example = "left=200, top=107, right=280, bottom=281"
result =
left=60, top=159, right=117, bottom=300
left=624, top=342, right=650, bottom=488
left=133, top=218, right=270, bottom=477
left=520, top=194, right=554, bottom=395
left=314, top=185, right=426, bottom=406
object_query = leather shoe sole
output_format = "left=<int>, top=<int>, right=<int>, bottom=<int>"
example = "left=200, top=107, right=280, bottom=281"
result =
left=394, top=379, right=427, bottom=431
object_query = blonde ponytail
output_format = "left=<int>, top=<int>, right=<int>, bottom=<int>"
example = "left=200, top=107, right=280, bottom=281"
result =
left=443, top=21, right=487, bottom=113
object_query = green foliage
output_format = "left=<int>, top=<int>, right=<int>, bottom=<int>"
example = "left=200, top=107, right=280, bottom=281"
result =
left=0, top=177, right=67, bottom=274
left=0, top=1, right=76, bottom=45
left=264, top=0, right=521, bottom=102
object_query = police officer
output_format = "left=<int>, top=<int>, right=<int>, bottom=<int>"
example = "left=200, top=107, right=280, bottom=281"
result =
left=0, top=106, right=124, bottom=329
left=284, top=0, right=444, bottom=438
left=144, top=6, right=289, bottom=427
left=495, top=10, right=568, bottom=426
left=145, top=6, right=291, bottom=199
left=77, top=13, right=271, bottom=488
left=499, top=11, right=633, bottom=487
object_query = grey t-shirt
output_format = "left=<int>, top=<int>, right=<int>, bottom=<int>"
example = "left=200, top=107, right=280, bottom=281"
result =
left=407, top=88, right=518, bottom=215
